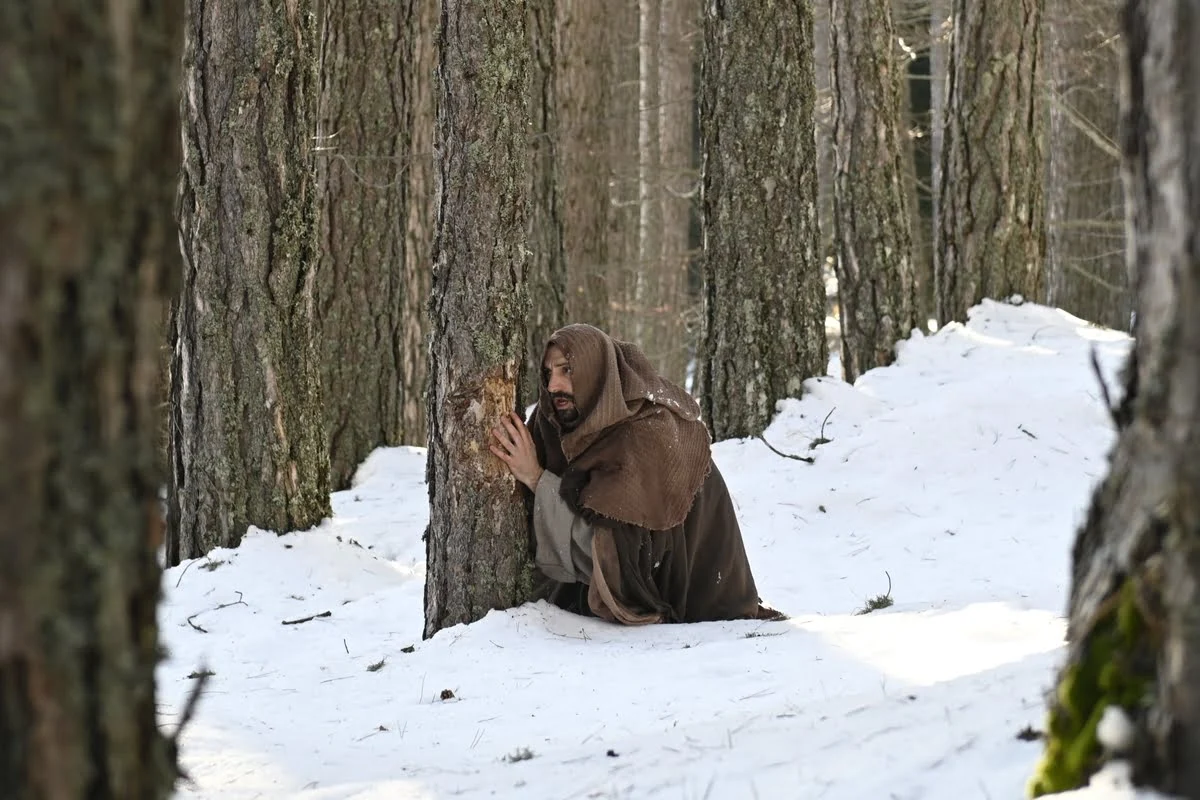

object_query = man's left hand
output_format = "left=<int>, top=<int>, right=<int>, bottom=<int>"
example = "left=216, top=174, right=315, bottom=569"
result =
left=490, top=412, right=544, bottom=492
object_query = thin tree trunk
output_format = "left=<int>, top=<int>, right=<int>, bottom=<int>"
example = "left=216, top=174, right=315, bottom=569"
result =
left=558, top=0, right=615, bottom=331
left=700, top=0, right=828, bottom=441
left=170, top=0, right=331, bottom=563
left=828, top=0, right=917, bottom=382
left=1030, top=1, right=1200, bottom=794
left=653, top=0, right=698, bottom=385
left=424, top=0, right=548, bottom=639
left=403, top=0, right=437, bottom=442
left=316, top=0, right=414, bottom=490
left=635, top=0, right=663, bottom=348
left=524, top=0, right=568, bottom=400
left=928, top=0, right=950, bottom=325
left=0, top=3, right=180, bottom=796
left=934, top=0, right=1046, bottom=325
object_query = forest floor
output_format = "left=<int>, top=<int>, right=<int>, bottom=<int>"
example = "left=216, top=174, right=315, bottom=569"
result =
left=159, top=300, right=1157, bottom=799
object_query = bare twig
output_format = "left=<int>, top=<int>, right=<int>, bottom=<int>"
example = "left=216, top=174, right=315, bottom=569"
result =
left=281, top=610, right=331, bottom=626
left=1091, top=346, right=1117, bottom=424
left=820, top=407, right=835, bottom=440
left=174, top=558, right=199, bottom=588
left=186, top=591, right=246, bottom=633
left=757, top=435, right=815, bottom=464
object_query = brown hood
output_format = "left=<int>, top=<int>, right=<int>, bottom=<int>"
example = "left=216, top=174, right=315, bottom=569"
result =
left=531, top=324, right=711, bottom=530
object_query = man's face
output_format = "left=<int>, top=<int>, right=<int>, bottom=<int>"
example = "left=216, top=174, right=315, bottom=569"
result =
left=542, top=344, right=579, bottom=426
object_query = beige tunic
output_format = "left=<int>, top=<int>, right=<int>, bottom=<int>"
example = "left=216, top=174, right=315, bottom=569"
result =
left=532, top=472, right=594, bottom=584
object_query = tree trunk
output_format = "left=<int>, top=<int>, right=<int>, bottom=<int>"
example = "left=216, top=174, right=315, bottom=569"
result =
left=1030, top=1, right=1200, bottom=794
left=1044, top=0, right=1130, bottom=331
left=828, top=0, right=917, bottom=383
left=928, top=0, right=950, bottom=324
left=558, top=0, right=616, bottom=332
left=403, top=0, right=437, bottom=442
left=699, top=0, right=828, bottom=441
left=523, top=0, right=568, bottom=400
left=652, top=0, right=698, bottom=385
left=315, top=0, right=422, bottom=491
left=0, top=3, right=180, bottom=796
left=934, top=0, right=1046, bottom=325
left=424, top=0, right=548, bottom=639
left=170, top=0, right=332, bottom=563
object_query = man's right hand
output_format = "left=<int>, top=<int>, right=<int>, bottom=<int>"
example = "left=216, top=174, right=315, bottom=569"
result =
left=490, top=412, right=544, bottom=492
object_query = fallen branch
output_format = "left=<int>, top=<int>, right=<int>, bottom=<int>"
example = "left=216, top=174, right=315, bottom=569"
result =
left=185, top=591, right=246, bottom=634
left=282, top=610, right=331, bottom=626
left=167, top=666, right=212, bottom=782
left=757, top=435, right=815, bottom=464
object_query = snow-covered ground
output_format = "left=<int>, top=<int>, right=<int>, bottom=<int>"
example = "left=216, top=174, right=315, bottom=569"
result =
left=159, top=300, right=1151, bottom=799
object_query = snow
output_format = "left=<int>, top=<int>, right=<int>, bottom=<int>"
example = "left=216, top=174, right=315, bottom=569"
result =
left=159, top=300, right=1161, bottom=799
left=1097, top=707, right=1135, bottom=754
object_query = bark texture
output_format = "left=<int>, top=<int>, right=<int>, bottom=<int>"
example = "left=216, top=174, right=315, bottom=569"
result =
left=0, top=3, right=180, bottom=796
left=171, top=0, right=331, bottom=562
left=934, top=0, right=1046, bottom=325
left=1030, top=1, right=1200, bottom=794
left=828, top=0, right=917, bottom=382
left=700, top=0, right=828, bottom=440
left=1045, top=0, right=1129, bottom=330
left=316, top=0, right=427, bottom=490
left=424, top=0, right=548, bottom=639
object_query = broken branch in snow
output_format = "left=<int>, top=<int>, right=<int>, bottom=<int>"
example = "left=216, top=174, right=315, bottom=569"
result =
left=812, top=407, right=836, bottom=448
left=281, top=610, right=331, bottom=626
left=167, top=665, right=212, bottom=779
left=757, top=435, right=815, bottom=464
left=186, top=591, right=247, bottom=633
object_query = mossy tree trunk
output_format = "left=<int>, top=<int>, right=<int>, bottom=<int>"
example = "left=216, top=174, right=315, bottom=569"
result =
left=170, top=0, right=332, bottom=563
left=0, top=2, right=181, bottom=796
left=424, top=0, right=550, bottom=639
left=315, top=0, right=432, bottom=490
left=1031, top=1, right=1200, bottom=794
left=699, top=0, right=828, bottom=440
left=934, top=0, right=1046, bottom=325
left=828, top=0, right=917, bottom=382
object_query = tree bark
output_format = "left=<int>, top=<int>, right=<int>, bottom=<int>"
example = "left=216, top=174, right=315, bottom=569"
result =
left=828, top=0, right=918, bottom=382
left=170, top=0, right=331, bottom=562
left=0, top=3, right=180, bottom=796
left=424, top=0, right=547, bottom=639
left=934, top=0, right=1046, bottom=325
left=1045, top=0, right=1129, bottom=331
left=315, top=0, right=424, bottom=490
left=1030, top=1, right=1200, bottom=794
left=700, top=0, right=828, bottom=441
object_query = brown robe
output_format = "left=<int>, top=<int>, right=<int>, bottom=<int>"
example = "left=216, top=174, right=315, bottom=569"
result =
left=529, top=324, right=781, bottom=624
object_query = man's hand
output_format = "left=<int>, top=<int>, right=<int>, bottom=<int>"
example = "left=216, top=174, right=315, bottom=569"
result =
left=490, top=411, right=544, bottom=491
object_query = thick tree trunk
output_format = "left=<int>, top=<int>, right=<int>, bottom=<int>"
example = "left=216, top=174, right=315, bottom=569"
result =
left=315, top=0, right=420, bottom=490
left=700, top=0, right=828, bottom=441
left=934, top=0, right=1046, bottom=325
left=424, top=0, right=547, bottom=639
left=170, top=0, right=331, bottom=562
left=0, top=3, right=180, bottom=796
left=558, top=0, right=616, bottom=332
left=1045, top=0, right=1129, bottom=331
left=828, top=0, right=917, bottom=383
left=1030, top=1, right=1200, bottom=794
left=928, top=0, right=950, bottom=324
left=524, top=0, right=568, bottom=400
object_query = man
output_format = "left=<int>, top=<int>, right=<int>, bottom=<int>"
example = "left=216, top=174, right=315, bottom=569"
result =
left=490, top=323, right=782, bottom=624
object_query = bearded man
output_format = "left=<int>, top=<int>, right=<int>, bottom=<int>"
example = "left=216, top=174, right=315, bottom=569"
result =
left=490, top=323, right=782, bottom=625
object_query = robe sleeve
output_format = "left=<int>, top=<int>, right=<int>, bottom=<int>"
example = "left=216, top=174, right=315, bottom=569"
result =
left=532, top=471, right=595, bottom=584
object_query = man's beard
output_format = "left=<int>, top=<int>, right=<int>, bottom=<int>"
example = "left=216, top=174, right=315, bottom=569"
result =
left=551, top=392, right=580, bottom=428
